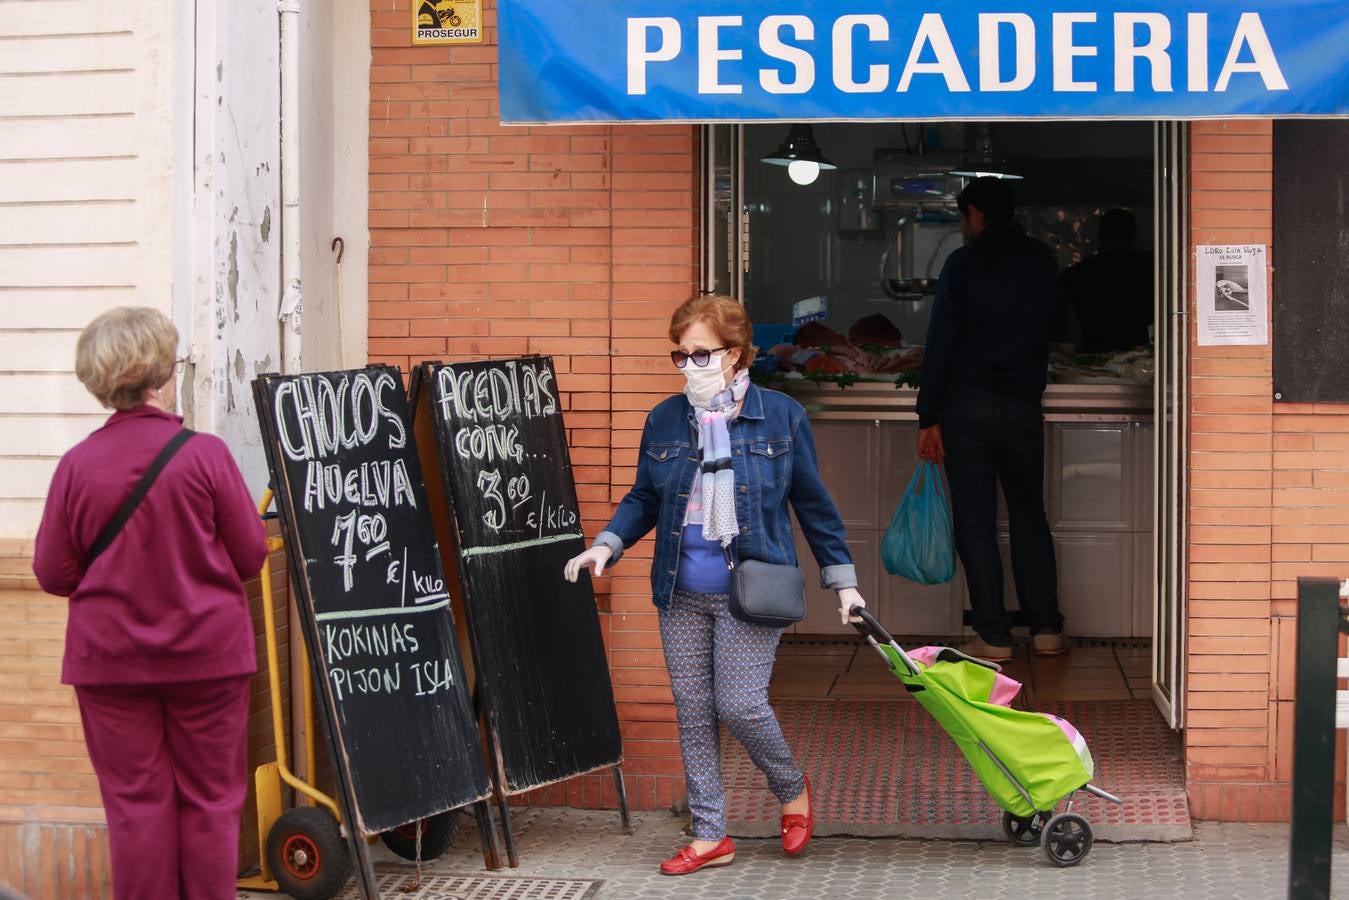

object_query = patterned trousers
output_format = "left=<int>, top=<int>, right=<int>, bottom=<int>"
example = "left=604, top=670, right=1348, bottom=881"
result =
left=658, top=589, right=806, bottom=840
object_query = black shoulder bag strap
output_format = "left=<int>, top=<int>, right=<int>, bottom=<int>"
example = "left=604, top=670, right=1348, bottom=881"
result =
left=83, top=429, right=196, bottom=569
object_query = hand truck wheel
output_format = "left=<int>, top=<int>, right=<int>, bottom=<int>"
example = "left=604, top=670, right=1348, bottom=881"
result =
left=265, top=806, right=353, bottom=899
left=380, top=810, right=459, bottom=861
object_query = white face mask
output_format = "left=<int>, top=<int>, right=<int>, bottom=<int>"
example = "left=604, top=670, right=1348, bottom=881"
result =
left=683, top=352, right=730, bottom=405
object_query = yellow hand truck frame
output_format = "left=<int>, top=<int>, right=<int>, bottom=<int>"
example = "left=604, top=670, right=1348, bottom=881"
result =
left=237, top=489, right=350, bottom=896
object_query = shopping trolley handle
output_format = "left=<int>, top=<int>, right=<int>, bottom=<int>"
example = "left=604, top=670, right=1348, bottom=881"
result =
left=851, top=606, right=923, bottom=678
left=849, top=605, right=894, bottom=644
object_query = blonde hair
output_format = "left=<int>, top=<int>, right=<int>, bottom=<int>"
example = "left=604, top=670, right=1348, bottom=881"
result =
left=668, top=294, right=757, bottom=371
left=75, top=307, right=178, bottom=410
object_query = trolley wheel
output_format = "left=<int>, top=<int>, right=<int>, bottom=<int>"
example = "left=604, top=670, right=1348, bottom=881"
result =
left=265, top=807, right=353, bottom=900
left=1001, top=810, right=1044, bottom=847
left=1041, top=812, right=1093, bottom=867
left=380, top=810, right=458, bottom=861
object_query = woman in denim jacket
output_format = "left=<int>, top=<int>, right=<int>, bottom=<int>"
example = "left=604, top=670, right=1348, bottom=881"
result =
left=565, top=295, right=866, bottom=875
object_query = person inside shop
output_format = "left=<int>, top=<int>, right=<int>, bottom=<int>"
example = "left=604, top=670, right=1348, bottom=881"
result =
left=564, top=295, right=866, bottom=875
left=915, top=177, right=1068, bottom=663
left=33, top=307, right=267, bottom=900
left=1060, top=208, right=1154, bottom=353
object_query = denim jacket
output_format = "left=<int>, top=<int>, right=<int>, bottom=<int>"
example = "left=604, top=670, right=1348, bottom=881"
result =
left=595, top=383, right=857, bottom=609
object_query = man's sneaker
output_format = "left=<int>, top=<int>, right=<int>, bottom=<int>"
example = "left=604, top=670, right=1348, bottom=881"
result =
left=955, top=638, right=1013, bottom=663
left=1033, top=632, right=1069, bottom=657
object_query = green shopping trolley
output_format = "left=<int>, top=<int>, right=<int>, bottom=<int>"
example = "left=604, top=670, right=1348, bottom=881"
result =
left=850, top=606, right=1123, bottom=867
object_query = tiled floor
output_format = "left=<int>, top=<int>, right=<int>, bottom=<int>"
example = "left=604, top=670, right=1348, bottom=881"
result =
left=770, top=636, right=1152, bottom=707
left=244, top=810, right=1349, bottom=900
left=723, top=635, right=1189, bottom=841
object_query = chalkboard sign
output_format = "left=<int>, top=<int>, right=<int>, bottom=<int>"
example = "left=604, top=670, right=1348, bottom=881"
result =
left=253, top=367, right=492, bottom=836
left=1273, top=120, right=1349, bottom=403
left=412, top=357, right=622, bottom=794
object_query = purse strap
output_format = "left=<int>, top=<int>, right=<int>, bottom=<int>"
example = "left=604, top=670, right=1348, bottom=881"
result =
left=723, top=544, right=737, bottom=572
left=83, top=429, right=195, bottom=569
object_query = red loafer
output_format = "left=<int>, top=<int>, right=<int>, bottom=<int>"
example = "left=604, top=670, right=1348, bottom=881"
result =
left=659, top=836, right=735, bottom=875
left=781, top=776, right=814, bottom=855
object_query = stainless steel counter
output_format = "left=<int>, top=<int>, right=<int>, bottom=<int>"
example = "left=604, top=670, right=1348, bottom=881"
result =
left=773, top=380, right=1153, bottom=422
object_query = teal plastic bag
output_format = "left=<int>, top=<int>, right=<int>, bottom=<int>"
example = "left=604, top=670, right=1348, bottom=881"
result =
left=882, top=462, right=956, bottom=584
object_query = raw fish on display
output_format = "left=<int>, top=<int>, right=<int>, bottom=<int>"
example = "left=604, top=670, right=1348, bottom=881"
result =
left=793, top=321, right=847, bottom=348
left=848, top=313, right=904, bottom=348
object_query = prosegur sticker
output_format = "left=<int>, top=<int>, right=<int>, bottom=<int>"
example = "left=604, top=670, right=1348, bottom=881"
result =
left=413, top=0, right=482, bottom=45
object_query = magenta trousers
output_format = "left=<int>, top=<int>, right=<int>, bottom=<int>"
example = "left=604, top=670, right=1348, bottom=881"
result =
left=76, top=675, right=252, bottom=900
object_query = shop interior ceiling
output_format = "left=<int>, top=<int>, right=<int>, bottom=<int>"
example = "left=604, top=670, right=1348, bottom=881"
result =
left=750, top=122, right=1153, bottom=203
left=745, top=123, right=1154, bottom=237
left=743, top=121, right=1154, bottom=325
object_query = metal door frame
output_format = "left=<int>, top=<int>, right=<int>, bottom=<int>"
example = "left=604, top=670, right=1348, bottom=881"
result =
left=700, top=124, right=744, bottom=300
left=1151, top=121, right=1190, bottom=730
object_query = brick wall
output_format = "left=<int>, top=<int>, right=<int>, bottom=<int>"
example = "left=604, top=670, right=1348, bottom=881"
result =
left=1185, top=120, right=1347, bottom=821
left=0, top=578, right=105, bottom=900
left=369, top=0, right=695, bottom=812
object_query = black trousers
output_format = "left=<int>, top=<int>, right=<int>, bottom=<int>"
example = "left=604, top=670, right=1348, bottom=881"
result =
left=941, top=387, right=1063, bottom=646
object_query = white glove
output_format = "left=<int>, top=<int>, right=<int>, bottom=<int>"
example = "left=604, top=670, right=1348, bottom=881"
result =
left=837, top=587, right=866, bottom=626
left=564, top=545, right=613, bottom=582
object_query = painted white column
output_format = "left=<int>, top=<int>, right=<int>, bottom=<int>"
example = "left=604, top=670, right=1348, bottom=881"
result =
left=279, top=0, right=303, bottom=375
left=299, top=0, right=370, bottom=372
left=182, top=0, right=283, bottom=495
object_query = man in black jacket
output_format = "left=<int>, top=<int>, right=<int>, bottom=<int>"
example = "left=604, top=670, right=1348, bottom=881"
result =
left=916, top=177, right=1066, bottom=662
left=1060, top=208, right=1154, bottom=353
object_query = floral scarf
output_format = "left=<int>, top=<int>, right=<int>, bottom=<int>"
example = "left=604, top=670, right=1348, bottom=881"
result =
left=686, top=370, right=750, bottom=548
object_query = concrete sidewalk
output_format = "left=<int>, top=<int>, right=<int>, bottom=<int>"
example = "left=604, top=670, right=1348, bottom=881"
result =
left=238, top=807, right=1349, bottom=900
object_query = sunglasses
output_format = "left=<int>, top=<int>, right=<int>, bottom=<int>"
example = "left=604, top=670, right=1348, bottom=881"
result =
left=671, top=346, right=730, bottom=369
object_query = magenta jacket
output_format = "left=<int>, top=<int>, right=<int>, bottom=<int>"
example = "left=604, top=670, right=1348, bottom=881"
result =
left=33, top=406, right=267, bottom=685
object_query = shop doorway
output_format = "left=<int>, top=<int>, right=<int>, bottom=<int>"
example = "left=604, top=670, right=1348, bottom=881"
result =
left=702, top=120, right=1190, bottom=836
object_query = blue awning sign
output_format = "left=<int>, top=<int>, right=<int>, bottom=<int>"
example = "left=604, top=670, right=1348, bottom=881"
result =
left=497, top=2, right=1349, bottom=122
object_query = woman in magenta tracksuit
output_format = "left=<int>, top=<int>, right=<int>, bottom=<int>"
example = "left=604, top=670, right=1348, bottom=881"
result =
left=34, top=307, right=267, bottom=900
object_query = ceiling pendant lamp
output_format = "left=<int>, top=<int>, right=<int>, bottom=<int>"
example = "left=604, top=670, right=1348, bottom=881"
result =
left=950, top=123, right=1023, bottom=181
left=761, top=124, right=837, bottom=186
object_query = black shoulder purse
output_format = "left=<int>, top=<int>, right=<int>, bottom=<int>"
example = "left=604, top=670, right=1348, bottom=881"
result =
left=83, top=429, right=195, bottom=569
left=723, top=546, right=806, bottom=628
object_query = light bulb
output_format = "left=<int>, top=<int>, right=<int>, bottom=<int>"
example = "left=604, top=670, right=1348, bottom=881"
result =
left=787, top=160, right=820, bottom=186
